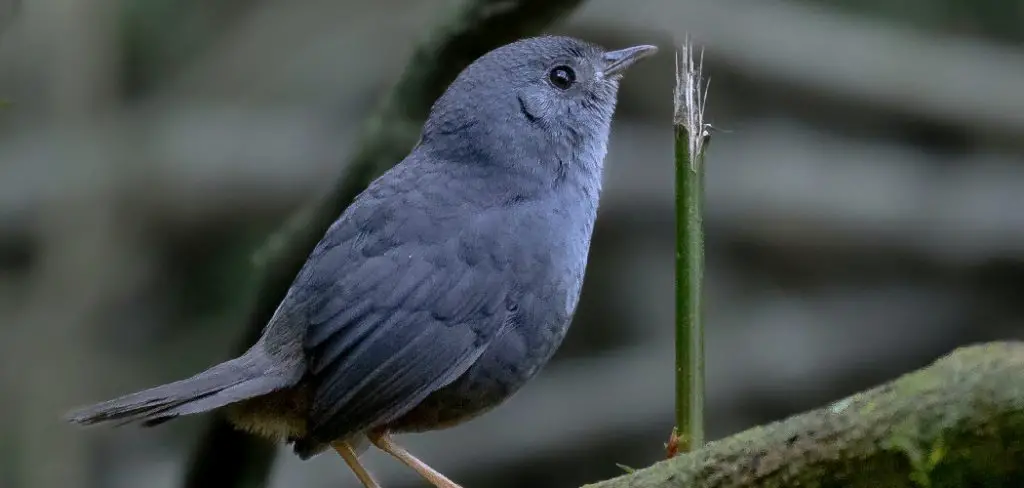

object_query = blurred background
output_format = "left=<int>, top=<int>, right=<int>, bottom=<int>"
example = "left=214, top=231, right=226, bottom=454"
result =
left=2, top=0, right=1024, bottom=487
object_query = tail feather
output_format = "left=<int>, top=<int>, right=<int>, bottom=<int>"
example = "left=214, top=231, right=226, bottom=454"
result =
left=66, top=353, right=297, bottom=427
left=142, top=374, right=294, bottom=423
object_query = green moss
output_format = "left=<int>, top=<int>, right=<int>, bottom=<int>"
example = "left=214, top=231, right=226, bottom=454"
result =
left=584, top=343, right=1024, bottom=488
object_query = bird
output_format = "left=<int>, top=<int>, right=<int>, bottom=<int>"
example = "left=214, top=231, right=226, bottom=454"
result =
left=66, top=35, right=657, bottom=488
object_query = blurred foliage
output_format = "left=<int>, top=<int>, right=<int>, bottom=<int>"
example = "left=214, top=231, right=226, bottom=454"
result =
left=796, top=0, right=1024, bottom=44
left=0, top=0, right=17, bottom=36
left=119, top=0, right=254, bottom=97
left=163, top=221, right=276, bottom=321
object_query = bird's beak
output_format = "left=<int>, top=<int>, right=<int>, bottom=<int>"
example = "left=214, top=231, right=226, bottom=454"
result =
left=602, top=45, right=658, bottom=78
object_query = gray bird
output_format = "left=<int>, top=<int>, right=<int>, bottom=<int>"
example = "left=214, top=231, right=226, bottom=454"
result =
left=66, top=35, right=656, bottom=488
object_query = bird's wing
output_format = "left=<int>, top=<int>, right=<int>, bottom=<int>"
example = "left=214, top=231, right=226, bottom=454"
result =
left=300, top=214, right=512, bottom=442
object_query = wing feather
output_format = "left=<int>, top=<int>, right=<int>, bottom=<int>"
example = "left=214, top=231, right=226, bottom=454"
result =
left=302, top=237, right=509, bottom=441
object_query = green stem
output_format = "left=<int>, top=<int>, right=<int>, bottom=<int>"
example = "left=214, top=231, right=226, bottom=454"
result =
left=674, top=122, right=706, bottom=452
left=673, top=41, right=710, bottom=453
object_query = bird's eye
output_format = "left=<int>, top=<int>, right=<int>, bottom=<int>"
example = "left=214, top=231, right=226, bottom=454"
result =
left=548, top=65, right=576, bottom=90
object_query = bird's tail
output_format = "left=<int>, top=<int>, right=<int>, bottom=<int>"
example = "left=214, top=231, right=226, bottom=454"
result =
left=65, top=350, right=297, bottom=427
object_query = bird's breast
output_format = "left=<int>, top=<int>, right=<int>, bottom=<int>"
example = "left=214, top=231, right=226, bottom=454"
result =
left=386, top=193, right=598, bottom=434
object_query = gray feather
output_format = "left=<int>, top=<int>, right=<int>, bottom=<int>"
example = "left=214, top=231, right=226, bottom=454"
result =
left=66, top=348, right=298, bottom=427
left=297, top=187, right=515, bottom=444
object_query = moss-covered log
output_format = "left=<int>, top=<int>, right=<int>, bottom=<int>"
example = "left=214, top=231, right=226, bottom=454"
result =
left=585, top=341, right=1024, bottom=488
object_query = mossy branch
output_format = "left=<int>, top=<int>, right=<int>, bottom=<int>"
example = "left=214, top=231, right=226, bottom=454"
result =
left=182, top=1, right=585, bottom=487
left=586, top=341, right=1024, bottom=488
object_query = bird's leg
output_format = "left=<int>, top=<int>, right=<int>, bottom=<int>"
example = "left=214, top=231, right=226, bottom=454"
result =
left=332, top=441, right=382, bottom=488
left=369, top=430, right=462, bottom=488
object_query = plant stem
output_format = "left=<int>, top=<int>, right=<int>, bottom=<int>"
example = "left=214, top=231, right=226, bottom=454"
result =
left=673, top=39, right=710, bottom=454
left=674, top=123, right=704, bottom=452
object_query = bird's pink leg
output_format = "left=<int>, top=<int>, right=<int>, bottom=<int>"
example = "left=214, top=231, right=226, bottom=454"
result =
left=369, top=430, right=463, bottom=488
left=333, top=441, right=382, bottom=488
